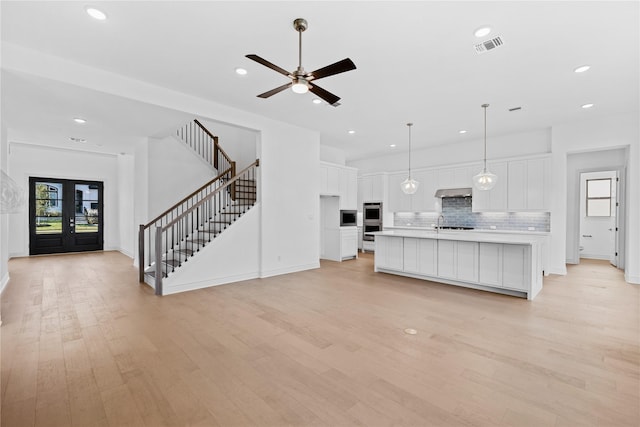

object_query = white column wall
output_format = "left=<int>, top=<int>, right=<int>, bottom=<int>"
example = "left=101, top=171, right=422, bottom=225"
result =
left=117, top=154, right=136, bottom=258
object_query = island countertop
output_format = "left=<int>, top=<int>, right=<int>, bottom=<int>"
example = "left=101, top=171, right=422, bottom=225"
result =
left=372, top=229, right=548, bottom=246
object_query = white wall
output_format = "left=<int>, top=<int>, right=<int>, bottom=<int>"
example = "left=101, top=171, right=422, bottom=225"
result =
left=552, top=113, right=639, bottom=284
left=566, top=150, right=627, bottom=264
left=320, top=145, right=346, bottom=165
left=148, top=135, right=216, bottom=220
left=6, top=142, right=121, bottom=257
left=117, top=154, right=135, bottom=257
left=348, top=128, right=551, bottom=173
left=0, top=126, right=9, bottom=294
left=162, top=207, right=260, bottom=294
left=199, top=119, right=258, bottom=170
left=579, top=170, right=618, bottom=260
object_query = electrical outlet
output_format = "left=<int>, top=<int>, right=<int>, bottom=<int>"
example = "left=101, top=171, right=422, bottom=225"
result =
left=490, top=225, right=497, bottom=230
left=528, top=227, right=535, bottom=231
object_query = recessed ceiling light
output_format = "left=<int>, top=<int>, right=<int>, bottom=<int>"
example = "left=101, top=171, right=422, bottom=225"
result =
left=235, top=67, right=247, bottom=76
left=474, top=26, right=491, bottom=38
left=581, top=103, right=594, bottom=109
left=574, top=65, right=591, bottom=73
left=312, top=98, right=322, bottom=104
left=85, top=6, right=107, bottom=21
left=390, top=144, right=397, bottom=148
left=459, top=130, right=467, bottom=134
left=73, top=117, right=86, bottom=124
left=348, top=130, right=355, bottom=134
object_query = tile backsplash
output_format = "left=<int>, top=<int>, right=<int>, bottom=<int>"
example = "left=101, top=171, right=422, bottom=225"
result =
left=394, top=197, right=550, bottom=231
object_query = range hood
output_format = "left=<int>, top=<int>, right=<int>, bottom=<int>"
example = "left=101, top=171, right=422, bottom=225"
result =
left=434, top=187, right=473, bottom=198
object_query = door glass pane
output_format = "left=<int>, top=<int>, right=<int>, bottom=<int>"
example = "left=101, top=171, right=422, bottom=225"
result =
left=587, top=179, right=610, bottom=197
left=35, top=182, right=63, bottom=234
left=587, top=199, right=611, bottom=217
left=75, top=184, right=99, bottom=233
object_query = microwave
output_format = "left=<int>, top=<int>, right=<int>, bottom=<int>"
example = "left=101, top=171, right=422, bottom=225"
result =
left=340, top=210, right=357, bottom=226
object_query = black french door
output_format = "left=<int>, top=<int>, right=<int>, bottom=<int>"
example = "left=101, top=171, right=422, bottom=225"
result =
left=29, top=177, right=104, bottom=255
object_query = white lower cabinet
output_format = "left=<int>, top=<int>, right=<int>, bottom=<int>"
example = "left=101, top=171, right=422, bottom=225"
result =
left=340, top=228, right=358, bottom=260
left=502, top=244, right=530, bottom=291
left=479, top=243, right=530, bottom=291
left=437, top=240, right=478, bottom=282
left=479, top=243, right=503, bottom=286
left=403, top=238, right=437, bottom=276
left=456, top=241, right=479, bottom=283
left=375, top=235, right=404, bottom=270
left=375, top=235, right=539, bottom=299
left=437, top=240, right=457, bottom=279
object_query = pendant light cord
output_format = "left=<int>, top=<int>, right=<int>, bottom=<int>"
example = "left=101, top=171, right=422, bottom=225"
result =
left=482, top=104, right=489, bottom=172
left=407, top=123, right=413, bottom=178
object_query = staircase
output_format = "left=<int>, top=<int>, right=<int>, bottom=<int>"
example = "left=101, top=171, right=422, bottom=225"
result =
left=139, top=120, right=259, bottom=295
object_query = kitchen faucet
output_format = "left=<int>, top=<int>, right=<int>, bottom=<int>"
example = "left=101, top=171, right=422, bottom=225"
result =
left=436, top=214, right=445, bottom=233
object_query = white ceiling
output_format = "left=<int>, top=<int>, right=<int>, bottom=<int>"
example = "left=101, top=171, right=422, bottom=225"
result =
left=2, top=1, right=638, bottom=160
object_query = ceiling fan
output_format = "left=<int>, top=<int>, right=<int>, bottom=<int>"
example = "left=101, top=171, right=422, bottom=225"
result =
left=246, top=18, right=356, bottom=106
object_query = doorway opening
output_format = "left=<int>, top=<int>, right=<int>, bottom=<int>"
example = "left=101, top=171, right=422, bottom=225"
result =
left=29, top=177, right=104, bottom=255
left=579, top=171, right=619, bottom=266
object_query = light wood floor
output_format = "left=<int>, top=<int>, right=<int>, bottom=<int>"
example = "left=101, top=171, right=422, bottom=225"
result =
left=1, top=252, right=638, bottom=426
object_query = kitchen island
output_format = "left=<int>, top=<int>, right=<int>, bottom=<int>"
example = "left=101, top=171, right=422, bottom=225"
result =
left=373, top=229, right=546, bottom=300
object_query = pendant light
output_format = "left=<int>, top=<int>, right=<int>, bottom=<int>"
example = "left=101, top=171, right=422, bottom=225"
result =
left=473, top=104, right=498, bottom=191
left=401, top=123, right=419, bottom=194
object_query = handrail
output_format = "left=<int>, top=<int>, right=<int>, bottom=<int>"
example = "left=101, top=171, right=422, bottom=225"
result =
left=163, top=159, right=259, bottom=231
left=193, top=119, right=233, bottom=163
left=144, top=159, right=259, bottom=294
left=143, top=167, right=232, bottom=229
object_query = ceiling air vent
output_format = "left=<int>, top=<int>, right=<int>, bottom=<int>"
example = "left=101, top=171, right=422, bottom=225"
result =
left=474, top=36, right=504, bottom=54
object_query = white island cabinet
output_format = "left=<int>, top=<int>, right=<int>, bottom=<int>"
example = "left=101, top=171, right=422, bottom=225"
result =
left=374, top=230, right=544, bottom=300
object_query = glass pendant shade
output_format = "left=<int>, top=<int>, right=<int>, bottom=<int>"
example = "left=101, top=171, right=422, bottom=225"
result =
left=401, top=177, right=419, bottom=194
left=473, top=168, right=498, bottom=190
left=473, top=103, right=498, bottom=191
left=401, top=122, right=419, bottom=194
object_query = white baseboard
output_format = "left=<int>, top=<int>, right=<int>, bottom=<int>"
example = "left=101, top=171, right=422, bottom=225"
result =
left=625, top=272, right=640, bottom=285
left=260, top=262, right=320, bottom=279
left=0, top=273, right=9, bottom=295
left=116, top=247, right=134, bottom=259
left=163, top=271, right=260, bottom=295
left=546, top=265, right=567, bottom=276
left=580, top=254, right=611, bottom=260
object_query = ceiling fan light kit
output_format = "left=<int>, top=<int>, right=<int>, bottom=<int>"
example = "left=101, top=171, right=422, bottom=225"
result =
left=473, top=103, right=498, bottom=191
left=246, top=18, right=356, bottom=106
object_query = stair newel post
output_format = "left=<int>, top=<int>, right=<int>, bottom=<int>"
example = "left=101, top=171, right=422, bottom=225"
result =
left=154, top=226, right=163, bottom=296
left=138, top=224, right=145, bottom=282
left=213, top=136, right=219, bottom=170
left=230, top=161, right=237, bottom=201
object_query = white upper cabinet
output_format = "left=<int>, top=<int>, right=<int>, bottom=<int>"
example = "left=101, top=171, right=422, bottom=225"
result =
left=320, top=162, right=358, bottom=209
left=358, top=173, right=385, bottom=209
left=387, top=172, right=412, bottom=212
left=411, top=169, right=438, bottom=212
left=320, top=163, right=340, bottom=196
left=339, top=167, right=358, bottom=210
left=507, top=157, right=550, bottom=211
left=472, top=161, right=508, bottom=212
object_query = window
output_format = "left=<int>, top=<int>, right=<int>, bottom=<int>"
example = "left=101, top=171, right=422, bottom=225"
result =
left=586, top=178, right=611, bottom=217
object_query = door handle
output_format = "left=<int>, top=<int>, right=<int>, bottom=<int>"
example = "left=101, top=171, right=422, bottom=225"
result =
left=582, top=234, right=592, bottom=238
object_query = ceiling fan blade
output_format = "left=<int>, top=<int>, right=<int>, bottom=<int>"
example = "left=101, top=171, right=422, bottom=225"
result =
left=307, top=58, right=356, bottom=81
left=246, top=54, right=292, bottom=77
left=257, top=82, right=292, bottom=98
left=309, top=83, right=341, bottom=106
